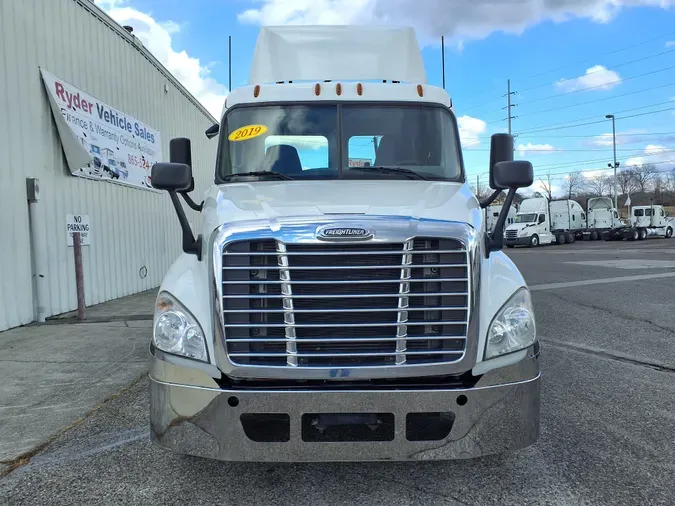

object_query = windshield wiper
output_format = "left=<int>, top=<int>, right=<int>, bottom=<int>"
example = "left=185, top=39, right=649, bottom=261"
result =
left=348, top=166, right=430, bottom=180
left=223, top=171, right=293, bottom=181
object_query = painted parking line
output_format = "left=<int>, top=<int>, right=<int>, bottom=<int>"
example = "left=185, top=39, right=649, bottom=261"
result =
left=529, top=271, right=675, bottom=291
left=565, top=259, right=675, bottom=269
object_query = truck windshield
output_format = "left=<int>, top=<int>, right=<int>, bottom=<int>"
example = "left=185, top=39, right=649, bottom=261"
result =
left=514, top=213, right=537, bottom=223
left=217, top=103, right=462, bottom=182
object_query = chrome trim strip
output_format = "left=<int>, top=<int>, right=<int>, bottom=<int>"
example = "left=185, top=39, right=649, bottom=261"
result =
left=277, top=241, right=298, bottom=367
left=397, top=239, right=410, bottom=365
left=222, top=306, right=468, bottom=313
left=222, top=249, right=468, bottom=256
left=222, top=321, right=467, bottom=328
left=213, top=215, right=480, bottom=380
left=221, top=292, right=469, bottom=299
left=220, top=277, right=468, bottom=285
left=225, top=336, right=468, bottom=343
left=229, top=350, right=464, bottom=358
left=222, top=263, right=467, bottom=270
left=150, top=372, right=540, bottom=394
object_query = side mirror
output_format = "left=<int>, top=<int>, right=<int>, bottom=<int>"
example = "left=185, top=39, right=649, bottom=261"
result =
left=489, top=133, right=514, bottom=190
left=152, top=136, right=201, bottom=259
left=493, top=160, right=534, bottom=189
left=205, top=124, right=220, bottom=139
left=169, top=137, right=192, bottom=166
left=151, top=163, right=192, bottom=192
left=484, top=155, right=534, bottom=255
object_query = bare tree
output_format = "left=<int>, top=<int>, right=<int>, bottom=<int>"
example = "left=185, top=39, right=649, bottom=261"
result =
left=538, top=170, right=554, bottom=200
left=470, top=177, right=490, bottom=200
left=631, top=163, right=658, bottom=193
left=564, top=170, right=584, bottom=199
left=586, top=174, right=612, bottom=197
left=653, top=174, right=665, bottom=201
left=664, top=168, right=675, bottom=196
left=616, top=168, right=636, bottom=196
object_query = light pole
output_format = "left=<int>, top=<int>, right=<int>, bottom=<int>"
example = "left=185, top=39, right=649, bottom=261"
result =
left=606, top=114, right=619, bottom=209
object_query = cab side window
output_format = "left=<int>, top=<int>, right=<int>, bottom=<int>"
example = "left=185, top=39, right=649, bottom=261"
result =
left=538, top=214, right=546, bottom=224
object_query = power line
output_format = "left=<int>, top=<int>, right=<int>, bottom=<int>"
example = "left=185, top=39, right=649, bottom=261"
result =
left=458, top=29, right=675, bottom=114
left=471, top=148, right=675, bottom=181
left=528, top=159, right=675, bottom=181
left=465, top=147, right=675, bottom=153
left=519, top=148, right=675, bottom=172
left=516, top=64, right=675, bottom=107
left=472, top=158, right=675, bottom=185
left=460, top=95, right=504, bottom=114
left=515, top=104, right=675, bottom=135
left=513, top=81, right=675, bottom=120
left=520, top=29, right=675, bottom=81
left=476, top=131, right=675, bottom=140
left=517, top=47, right=675, bottom=95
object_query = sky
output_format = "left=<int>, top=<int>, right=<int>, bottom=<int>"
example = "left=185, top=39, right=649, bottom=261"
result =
left=93, top=0, right=675, bottom=196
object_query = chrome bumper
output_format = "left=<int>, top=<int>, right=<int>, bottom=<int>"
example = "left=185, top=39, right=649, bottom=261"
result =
left=149, top=344, right=540, bottom=462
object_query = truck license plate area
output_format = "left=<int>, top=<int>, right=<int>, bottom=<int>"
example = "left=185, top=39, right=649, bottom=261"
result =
left=302, top=413, right=395, bottom=442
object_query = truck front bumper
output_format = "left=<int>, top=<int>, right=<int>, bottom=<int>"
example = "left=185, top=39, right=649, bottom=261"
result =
left=149, top=344, right=540, bottom=462
left=504, top=237, right=531, bottom=246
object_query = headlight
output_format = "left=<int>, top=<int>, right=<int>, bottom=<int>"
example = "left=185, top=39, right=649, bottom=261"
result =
left=485, top=287, right=536, bottom=360
left=153, top=292, right=209, bottom=362
left=518, top=228, right=528, bottom=237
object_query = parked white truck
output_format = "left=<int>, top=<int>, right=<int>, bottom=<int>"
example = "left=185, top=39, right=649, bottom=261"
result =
left=148, top=26, right=539, bottom=462
left=485, top=204, right=516, bottom=234
left=585, top=196, right=623, bottom=240
left=504, top=197, right=585, bottom=247
left=607, top=204, right=674, bottom=240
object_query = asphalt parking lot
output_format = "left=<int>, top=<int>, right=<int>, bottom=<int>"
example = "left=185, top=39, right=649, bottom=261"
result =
left=2, top=239, right=674, bottom=505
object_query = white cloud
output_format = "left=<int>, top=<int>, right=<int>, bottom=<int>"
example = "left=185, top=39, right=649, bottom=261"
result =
left=582, top=168, right=613, bottom=179
left=457, top=115, right=486, bottom=147
left=666, top=41, right=675, bottom=48
left=237, top=1, right=675, bottom=44
left=555, top=65, right=622, bottom=92
left=517, top=143, right=556, bottom=156
left=94, top=1, right=228, bottom=118
left=531, top=179, right=561, bottom=196
left=625, top=144, right=675, bottom=170
left=588, top=129, right=648, bottom=147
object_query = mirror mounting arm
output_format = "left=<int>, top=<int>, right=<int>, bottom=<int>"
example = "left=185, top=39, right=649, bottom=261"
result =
left=180, top=192, right=203, bottom=212
left=480, top=190, right=501, bottom=209
left=169, top=191, right=202, bottom=260
left=485, top=188, right=517, bottom=255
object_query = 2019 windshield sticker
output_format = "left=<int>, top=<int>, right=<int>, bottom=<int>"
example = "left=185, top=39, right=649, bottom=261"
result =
left=228, top=124, right=268, bottom=142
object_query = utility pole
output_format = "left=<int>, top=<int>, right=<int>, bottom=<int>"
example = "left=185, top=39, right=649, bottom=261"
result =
left=606, top=114, right=619, bottom=210
left=504, top=79, right=517, bottom=135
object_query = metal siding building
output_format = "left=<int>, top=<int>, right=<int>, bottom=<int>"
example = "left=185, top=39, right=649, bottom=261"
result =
left=0, top=0, right=219, bottom=331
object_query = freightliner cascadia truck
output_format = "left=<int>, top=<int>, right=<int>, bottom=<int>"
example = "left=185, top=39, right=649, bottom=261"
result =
left=148, top=26, right=539, bottom=462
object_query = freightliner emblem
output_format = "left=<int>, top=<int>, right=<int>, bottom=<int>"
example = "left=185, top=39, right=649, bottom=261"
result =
left=316, top=224, right=374, bottom=241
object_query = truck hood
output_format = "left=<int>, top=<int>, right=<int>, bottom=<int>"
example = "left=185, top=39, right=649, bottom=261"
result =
left=201, top=180, right=481, bottom=235
left=505, top=222, right=535, bottom=233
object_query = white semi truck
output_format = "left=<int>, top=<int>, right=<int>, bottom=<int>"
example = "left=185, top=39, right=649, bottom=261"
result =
left=607, top=204, right=674, bottom=240
left=485, top=204, right=516, bottom=234
left=148, top=26, right=539, bottom=462
left=585, top=196, right=623, bottom=240
left=504, top=196, right=585, bottom=247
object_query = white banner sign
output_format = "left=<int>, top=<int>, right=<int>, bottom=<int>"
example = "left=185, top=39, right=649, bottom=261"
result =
left=66, top=214, right=91, bottom=246
left=40, top=68, right=161, bottom=191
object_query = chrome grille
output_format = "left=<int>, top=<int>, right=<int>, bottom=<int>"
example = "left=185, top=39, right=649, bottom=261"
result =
left=220, top=238, right=469, bottom=368
left=505, top=229, right=518, bottom=240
